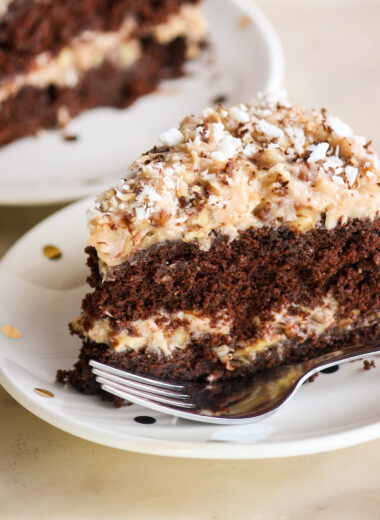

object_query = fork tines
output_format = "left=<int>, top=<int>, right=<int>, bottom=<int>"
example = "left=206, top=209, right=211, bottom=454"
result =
left=90, top=360, right=195, bottom=409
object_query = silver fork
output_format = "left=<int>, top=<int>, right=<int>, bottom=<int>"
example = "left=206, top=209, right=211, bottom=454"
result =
left=90, top=343, right=380, bottom=424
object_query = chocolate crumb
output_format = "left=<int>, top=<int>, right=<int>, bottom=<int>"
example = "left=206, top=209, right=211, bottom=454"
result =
left=307, top=373, right=319, bottom=383
left=56, top=369, right=70, bottom=384
left=363, top=359, right=376, bottom=371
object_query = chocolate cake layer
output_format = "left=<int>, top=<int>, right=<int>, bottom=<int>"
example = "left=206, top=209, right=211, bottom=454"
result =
left=0, top=36, right=186, bottom=147
left=0, top=0, right=199, bottom=80
left=58, top=318, right=380, bottom=402
left=82, top=219, right=380, bottom=346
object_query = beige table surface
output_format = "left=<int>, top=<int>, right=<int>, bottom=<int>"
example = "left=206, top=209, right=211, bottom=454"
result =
left=1, top=1, right=380, bottom=518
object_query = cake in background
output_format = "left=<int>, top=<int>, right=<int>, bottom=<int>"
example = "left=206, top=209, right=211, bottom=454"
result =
left=0, top=0, right=206, bottom=147
left=58, top=91, right=380, bottom=403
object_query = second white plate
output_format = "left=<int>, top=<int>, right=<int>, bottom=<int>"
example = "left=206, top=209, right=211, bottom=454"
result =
left=0, top=0, right=284, bottom=205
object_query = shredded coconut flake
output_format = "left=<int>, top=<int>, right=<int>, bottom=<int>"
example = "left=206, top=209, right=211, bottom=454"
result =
left=345, top=165, right=358, bottom=186
left=221, top=134, right=241, bottom=156
left=327, top=116, right=354, bottom=138
left=211, top=122, right=225, bottom=143
left=211, top=150, right=227, bottom=162
left=332, top=175, right=345, bottom=186
left=322, top=155, right=344, bottom=174
left=285, top=126, right=305, bottom=154
left=256, top=89, right=289, bottom=107
left=256, top=119, right=284, bottom=139
left=230, top=106, right=249, bottom=123
left=307, top=142, right=329, bottom=163
left=159, top=127, right=184, bottom=146
left=243, top=142, right=258, bottom=157
left=135, top=207, right=147, bottom=220
left=202, top=107, right=214, bottom=117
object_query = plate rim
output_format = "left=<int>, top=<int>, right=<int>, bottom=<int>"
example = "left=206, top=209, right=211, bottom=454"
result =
left=2, top=361, right=380, bottom=459
left=0, top=0, right=285, bottom=207
left=1, top=196, right=380, bottom=459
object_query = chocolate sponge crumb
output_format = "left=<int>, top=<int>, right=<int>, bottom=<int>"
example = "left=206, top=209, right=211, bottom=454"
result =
left=363, top=359, right=376, bottom=371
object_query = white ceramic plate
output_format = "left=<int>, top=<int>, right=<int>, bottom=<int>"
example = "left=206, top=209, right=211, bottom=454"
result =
left=0, top=0, right=284, bottom=206
left=1, top=198, right=380, bottom=459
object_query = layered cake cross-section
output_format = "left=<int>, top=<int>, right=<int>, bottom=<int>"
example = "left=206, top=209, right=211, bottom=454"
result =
left=60, top=92, right=380, bottom=401
left=0, top=0, right=206, bottom=147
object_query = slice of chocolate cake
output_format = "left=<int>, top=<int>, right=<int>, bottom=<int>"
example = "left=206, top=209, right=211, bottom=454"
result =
left=0, top=0, right=206, bottom=147
left=61, top=91, right=380, bottom=401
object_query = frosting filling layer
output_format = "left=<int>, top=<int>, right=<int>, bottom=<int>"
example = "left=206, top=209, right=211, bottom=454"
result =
left=72, top=310, right=230, bottom=356
left=0, top=4, right=206, bottom=104
left=72, top=296, right=376, bottom=368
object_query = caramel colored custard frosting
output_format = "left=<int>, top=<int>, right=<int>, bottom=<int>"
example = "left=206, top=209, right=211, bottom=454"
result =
left=89, top=92, right=380, bottom=269
left=72, top=295, right=378, bottom=367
